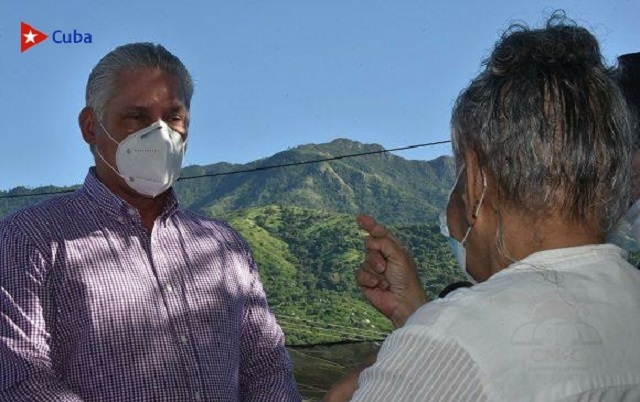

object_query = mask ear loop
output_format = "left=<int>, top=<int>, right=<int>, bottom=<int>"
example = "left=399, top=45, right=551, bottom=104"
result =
left=95, top=148, right=125, bottom=180
left=460, top=169, right=487, bottom=245
left=97, top=120, right=122, bottom=146
left=94, top=120, right=128, bottom=181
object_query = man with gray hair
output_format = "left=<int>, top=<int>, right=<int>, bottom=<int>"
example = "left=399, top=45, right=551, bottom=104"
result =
left=0, top=43, right=300, bottom=401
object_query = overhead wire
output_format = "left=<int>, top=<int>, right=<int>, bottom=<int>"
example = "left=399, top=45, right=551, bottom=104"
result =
left=284, top=348, right=348, bottom=370
left=287, top=338, right=385, bottom=348
left=278, top=317, right=388, bottom=347
left=278, top=320, right=372, bottom=340
left=0, top=140, right=451, bottom=199
left=177, top=140, right=451, bottom=181
left=277, top=314, right=389, bottom=337
left=279, top=323, right=346, bottom=342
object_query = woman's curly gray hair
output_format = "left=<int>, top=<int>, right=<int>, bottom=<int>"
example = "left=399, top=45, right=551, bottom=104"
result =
left=451, top=11, right=633, bottom=231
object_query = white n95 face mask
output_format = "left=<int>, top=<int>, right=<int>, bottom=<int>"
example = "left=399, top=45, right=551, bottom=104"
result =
left=439, top=169, right=487, bottom=284
left=96, top=120, right=186, bottom=198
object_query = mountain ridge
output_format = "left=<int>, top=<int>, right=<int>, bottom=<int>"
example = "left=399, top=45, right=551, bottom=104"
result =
left=175, top=138, right=456, bottom=225
left=1, top=138, right=455, bottom=225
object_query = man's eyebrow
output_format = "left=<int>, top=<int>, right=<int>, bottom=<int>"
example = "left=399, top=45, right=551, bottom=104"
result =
left=118, top=105, right=189, bottom=116
left=121, top=106, right=148, bottom=114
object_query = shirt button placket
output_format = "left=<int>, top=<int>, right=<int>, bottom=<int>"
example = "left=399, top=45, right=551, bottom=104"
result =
left=178, top=334, right=200, bottom=400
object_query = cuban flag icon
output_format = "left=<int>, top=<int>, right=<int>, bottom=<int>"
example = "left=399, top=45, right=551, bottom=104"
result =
left=21, top=22, right=49, bottom=53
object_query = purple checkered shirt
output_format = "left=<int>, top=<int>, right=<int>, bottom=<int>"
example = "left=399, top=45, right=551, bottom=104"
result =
left=0, top=169, right=300, bottom=401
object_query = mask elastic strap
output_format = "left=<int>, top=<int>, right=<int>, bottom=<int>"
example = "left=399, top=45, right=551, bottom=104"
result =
left=460, top=170, right=487, bottom=245
left=93, top=120, right=127, bottom=179
left=94, top=119, right=126, bottom=180
left=95, top=148, right=127, bottom=180
left=97, top=120, right=122, bottom=146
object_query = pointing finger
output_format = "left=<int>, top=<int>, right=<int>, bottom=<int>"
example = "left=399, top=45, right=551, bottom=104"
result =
left=358, top=214, right=403, bottom=246
left=357, top=214, right=389, bottom=238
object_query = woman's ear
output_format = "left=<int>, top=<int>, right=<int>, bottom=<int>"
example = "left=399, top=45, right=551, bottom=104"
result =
left=79, top=107, right=97, bottom=147
left=462, top=149, right=486, bottom=223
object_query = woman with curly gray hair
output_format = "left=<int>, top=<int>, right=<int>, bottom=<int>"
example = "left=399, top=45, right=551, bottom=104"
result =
left=325, top=13, right=640, bottom=402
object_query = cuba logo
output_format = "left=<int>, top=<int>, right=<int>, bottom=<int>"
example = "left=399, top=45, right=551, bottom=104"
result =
left=53, top=30, right=93, bottom=44
left=21, top=21, right=93, bottom=53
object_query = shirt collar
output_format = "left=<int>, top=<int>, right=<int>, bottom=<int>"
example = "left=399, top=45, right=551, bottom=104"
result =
left=491, top=244, right=627, bottom=281
left=81, top=168, right=180, bottom=223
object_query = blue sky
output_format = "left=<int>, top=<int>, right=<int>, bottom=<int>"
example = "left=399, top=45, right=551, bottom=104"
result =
left=1, top=0, right=639, bottom=190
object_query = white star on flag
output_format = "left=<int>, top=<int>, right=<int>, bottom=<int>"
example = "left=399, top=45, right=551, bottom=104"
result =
left=23, top=30, right=37, bottom=44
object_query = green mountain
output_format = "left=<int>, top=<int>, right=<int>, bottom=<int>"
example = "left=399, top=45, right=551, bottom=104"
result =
left=175, top=138, right=456, bottom=225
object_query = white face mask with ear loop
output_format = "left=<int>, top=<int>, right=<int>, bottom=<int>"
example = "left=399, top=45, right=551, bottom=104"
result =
left=439, top=168, right=487, bottom=284
left=95, top=119, right=186, bottom=198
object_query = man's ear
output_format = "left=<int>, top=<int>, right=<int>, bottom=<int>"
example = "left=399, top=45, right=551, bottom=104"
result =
left=79, top=107, right=97, bottom=147
left=462, top=149, right=486, bottom=223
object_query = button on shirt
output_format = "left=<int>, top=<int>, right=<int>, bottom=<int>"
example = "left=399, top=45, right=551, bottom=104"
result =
left=0, top=169, right=300, bottom=401
left=352, top=245, right=640, bottom=401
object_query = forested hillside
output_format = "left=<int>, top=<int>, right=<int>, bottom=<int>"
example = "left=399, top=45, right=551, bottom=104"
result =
left=220, top=205, right=464, bottom=345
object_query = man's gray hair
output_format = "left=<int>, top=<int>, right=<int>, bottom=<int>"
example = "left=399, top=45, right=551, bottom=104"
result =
left=451, top=11, right=633, bottom=232
left=85, top=42, right=194, bottom=117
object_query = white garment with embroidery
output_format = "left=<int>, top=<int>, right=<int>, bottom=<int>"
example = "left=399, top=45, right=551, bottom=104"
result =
left=352, top=244, right=640, bottom=402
